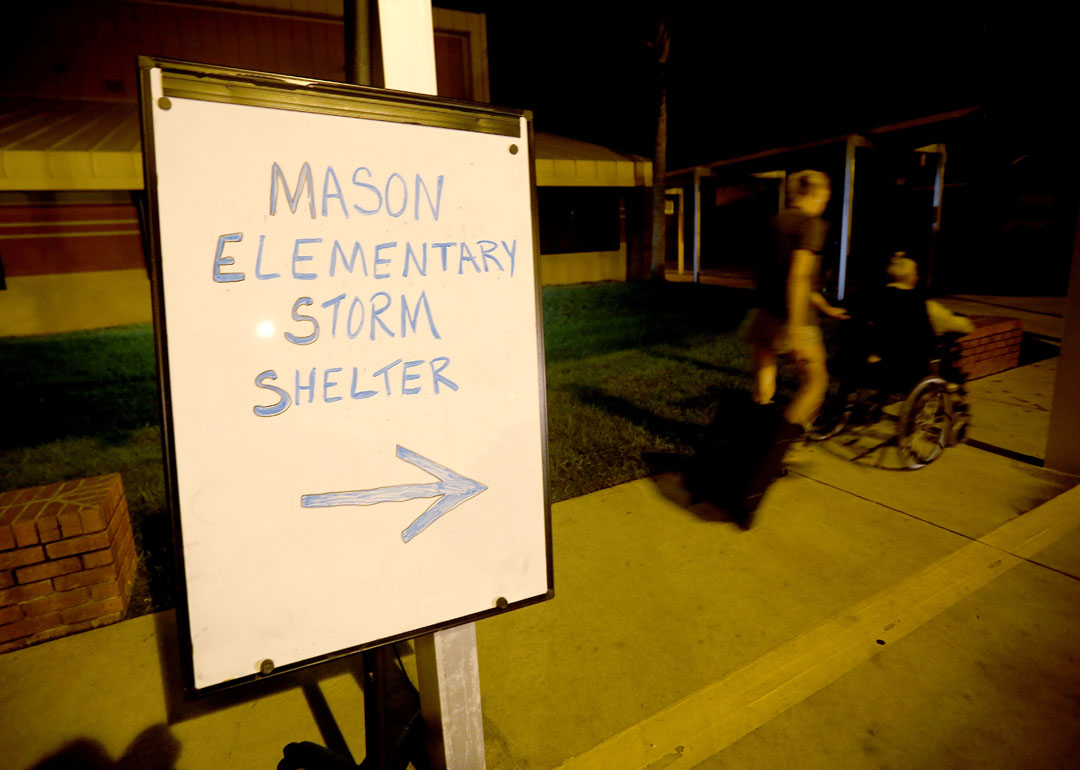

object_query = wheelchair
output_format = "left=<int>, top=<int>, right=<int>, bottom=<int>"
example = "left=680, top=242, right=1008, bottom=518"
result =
left=806, top=328, right=970, bottom=470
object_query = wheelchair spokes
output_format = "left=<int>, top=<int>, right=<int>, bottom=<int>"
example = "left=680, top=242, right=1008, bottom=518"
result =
left=808, top=375, right=965, bottom=470
left=806, top=395, right=852, bottom=441
left=898, top=378, right=950, bottom=469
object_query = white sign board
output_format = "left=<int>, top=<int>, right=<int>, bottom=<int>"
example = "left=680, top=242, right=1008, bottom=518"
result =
left=141, top=61, right=551, bottom=692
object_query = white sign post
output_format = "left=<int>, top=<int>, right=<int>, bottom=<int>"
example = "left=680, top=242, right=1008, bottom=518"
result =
left=139, top=59, right=551, bottom=703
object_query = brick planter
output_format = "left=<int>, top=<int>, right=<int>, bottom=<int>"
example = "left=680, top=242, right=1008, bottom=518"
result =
left=956, top=316, right=1023, bottom=380
left=0, top=474, right=136, bottom=653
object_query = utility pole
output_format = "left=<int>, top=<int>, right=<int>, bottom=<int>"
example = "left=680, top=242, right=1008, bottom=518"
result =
left=344, top=0, right=382, bottom=87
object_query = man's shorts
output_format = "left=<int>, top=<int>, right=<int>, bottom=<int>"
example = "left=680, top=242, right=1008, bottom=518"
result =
left=740, top=308, right=822, bottom=355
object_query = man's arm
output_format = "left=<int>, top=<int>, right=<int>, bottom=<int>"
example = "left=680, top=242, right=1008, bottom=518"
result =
left=787, top=249, right=816, bottom=330
left=810, top=291, right=850, bottom=319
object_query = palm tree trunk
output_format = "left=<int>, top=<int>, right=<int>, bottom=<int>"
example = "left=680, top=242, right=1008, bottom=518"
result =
left=649, top=61, right=668, bottom=280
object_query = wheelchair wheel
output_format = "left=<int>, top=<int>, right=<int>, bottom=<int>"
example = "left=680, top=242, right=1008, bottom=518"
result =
left=806, top=393, right=853, bottom=441
left=897, top=377, right=950, bottom=469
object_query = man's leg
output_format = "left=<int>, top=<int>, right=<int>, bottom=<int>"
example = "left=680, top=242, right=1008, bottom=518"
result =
left=734, top=337, right=829, bottom=527
left=730, top=342, right=794, bottom=526
left=785, top=339, right=829, bottom=428
left=753, top=345, right=778, bottom=405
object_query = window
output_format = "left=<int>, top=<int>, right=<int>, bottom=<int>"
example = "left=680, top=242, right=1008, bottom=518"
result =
left=434, top=31, right=472, bottom=100
left=537, top=188, right=621, bottom=254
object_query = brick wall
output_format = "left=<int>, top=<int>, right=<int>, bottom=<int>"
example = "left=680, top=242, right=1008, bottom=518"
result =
left=0, top=474, right=136, bottom=653
left=957, top=316, right=1023, bottom=380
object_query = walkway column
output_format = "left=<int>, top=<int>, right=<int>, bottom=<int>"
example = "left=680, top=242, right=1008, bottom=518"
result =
left=916, top=143, right=947, bottom=290
left=836, top=135, right=871, bottom=301
left=693, top=167, right=702, bottom=283
left=1046, top=203, right=1080, bottom=475
left=837, top=136, right=857, bottom=301
left=665, top=187, right=685, bottom=274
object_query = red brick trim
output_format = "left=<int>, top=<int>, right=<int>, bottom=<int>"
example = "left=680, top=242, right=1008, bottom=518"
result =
left=0, top=474, right=136, bottom=653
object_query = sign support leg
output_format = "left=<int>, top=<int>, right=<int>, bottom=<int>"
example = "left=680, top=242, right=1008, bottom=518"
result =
left=279, top=643, right=425, bottom=770
left=415, top=622, right=486, bottom=769
left=361, top=646, right=391, bottom=770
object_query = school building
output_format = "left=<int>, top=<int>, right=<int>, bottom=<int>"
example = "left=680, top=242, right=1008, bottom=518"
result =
left=0, top=0, right=653, bottom=337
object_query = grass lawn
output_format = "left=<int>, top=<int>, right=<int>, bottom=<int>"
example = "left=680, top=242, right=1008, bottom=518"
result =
left=544, top=281, right=775, bottom=501
left=2, top=280, right=798, bottom=617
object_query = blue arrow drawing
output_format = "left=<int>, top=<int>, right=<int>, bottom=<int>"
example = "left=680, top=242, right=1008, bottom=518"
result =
left=301, top=445, right=487, bottom=542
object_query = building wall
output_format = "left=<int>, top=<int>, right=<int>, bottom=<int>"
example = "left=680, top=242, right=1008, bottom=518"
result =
left=0, top=1, right=501, bottom=338
left=536, top=186, right=629, bottom=285
left=3, top=1, right=345, bottom=101
left=0, top=193, right=149, bottom=336
left=1, top=1, right=486, bottom=104
left=1, top=270, right=152, bottom=337
left=540, top=248, right=626, bottom=286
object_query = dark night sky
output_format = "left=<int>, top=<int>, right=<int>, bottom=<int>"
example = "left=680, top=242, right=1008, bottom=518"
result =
left=439, top=3, right=1073, bottom=172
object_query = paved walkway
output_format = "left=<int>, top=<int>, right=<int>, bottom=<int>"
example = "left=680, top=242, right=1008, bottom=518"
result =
left=666, top=266, right=1067, bottom=340
left=937, top=295, right=1065, bottom=342
left=2, top=354, right=1078, bottom=769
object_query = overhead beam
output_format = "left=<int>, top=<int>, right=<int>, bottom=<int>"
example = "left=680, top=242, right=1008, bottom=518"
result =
left=666, top=107, right=979, bottom=180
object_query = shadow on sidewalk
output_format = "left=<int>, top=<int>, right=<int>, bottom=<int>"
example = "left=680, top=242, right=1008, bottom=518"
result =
left=643, top=389, right=769, bottom=529
left=1019, top=331, right=1061, bottom=366
left=151, top=612, right=427, bottom=770
left=28, top=725, right=180, bottom=770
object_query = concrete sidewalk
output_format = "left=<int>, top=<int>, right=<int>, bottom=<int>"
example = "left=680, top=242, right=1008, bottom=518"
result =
left=3, top=357, right=1079, bottom=769
left=938, top=295, right=1065, bottom=342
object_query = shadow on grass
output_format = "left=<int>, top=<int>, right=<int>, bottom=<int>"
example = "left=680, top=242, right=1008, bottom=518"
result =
left=2, top=380, right=160, bottom=450
left=542, top=282, right=752, bottom=363
left=564, top=384, right=711, bottom=451
left=0, top=324, right=160, bottom=451
left=639, top=348, right=749, bottom=376
left=647, top=387, right=768, bottom=528
left=566, top=379, right=763, bottom=528
left=131, top=510, right=178, bottom=616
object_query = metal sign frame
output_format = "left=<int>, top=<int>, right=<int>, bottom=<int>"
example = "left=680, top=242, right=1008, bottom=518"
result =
left=138, top=56, right=553, bottom=697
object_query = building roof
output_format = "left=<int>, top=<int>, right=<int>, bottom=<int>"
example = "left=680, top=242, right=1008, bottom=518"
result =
left=0, top=100, right=143, bottom=190
left=0, top=99, right=651, bottom=191
left=533, top=132, right=651, bottom=188
left=666, top=106, right=983, bottom=181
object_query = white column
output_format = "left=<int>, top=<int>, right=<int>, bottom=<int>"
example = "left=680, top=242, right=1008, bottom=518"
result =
left=693, top=168, right=702, bottom=283
left=928, top=147, right=947, bottom=288
left=837, top=135, right=857, bottom=301
left=374, top=3, right=487, bottom=766
left=378, top=0, right=438, bottom=94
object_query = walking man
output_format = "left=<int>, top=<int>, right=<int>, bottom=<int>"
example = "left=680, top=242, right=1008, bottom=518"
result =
left=736, top=169, right=847, bottom=522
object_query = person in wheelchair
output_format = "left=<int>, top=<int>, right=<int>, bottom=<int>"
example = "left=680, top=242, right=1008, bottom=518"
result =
left=862, top=254, right=938, bottom=394
left=826, top=254, right=973, bottom=423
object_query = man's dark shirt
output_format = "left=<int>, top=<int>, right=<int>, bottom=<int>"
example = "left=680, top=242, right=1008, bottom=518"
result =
left=755, top=208, right=827, bottom=320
